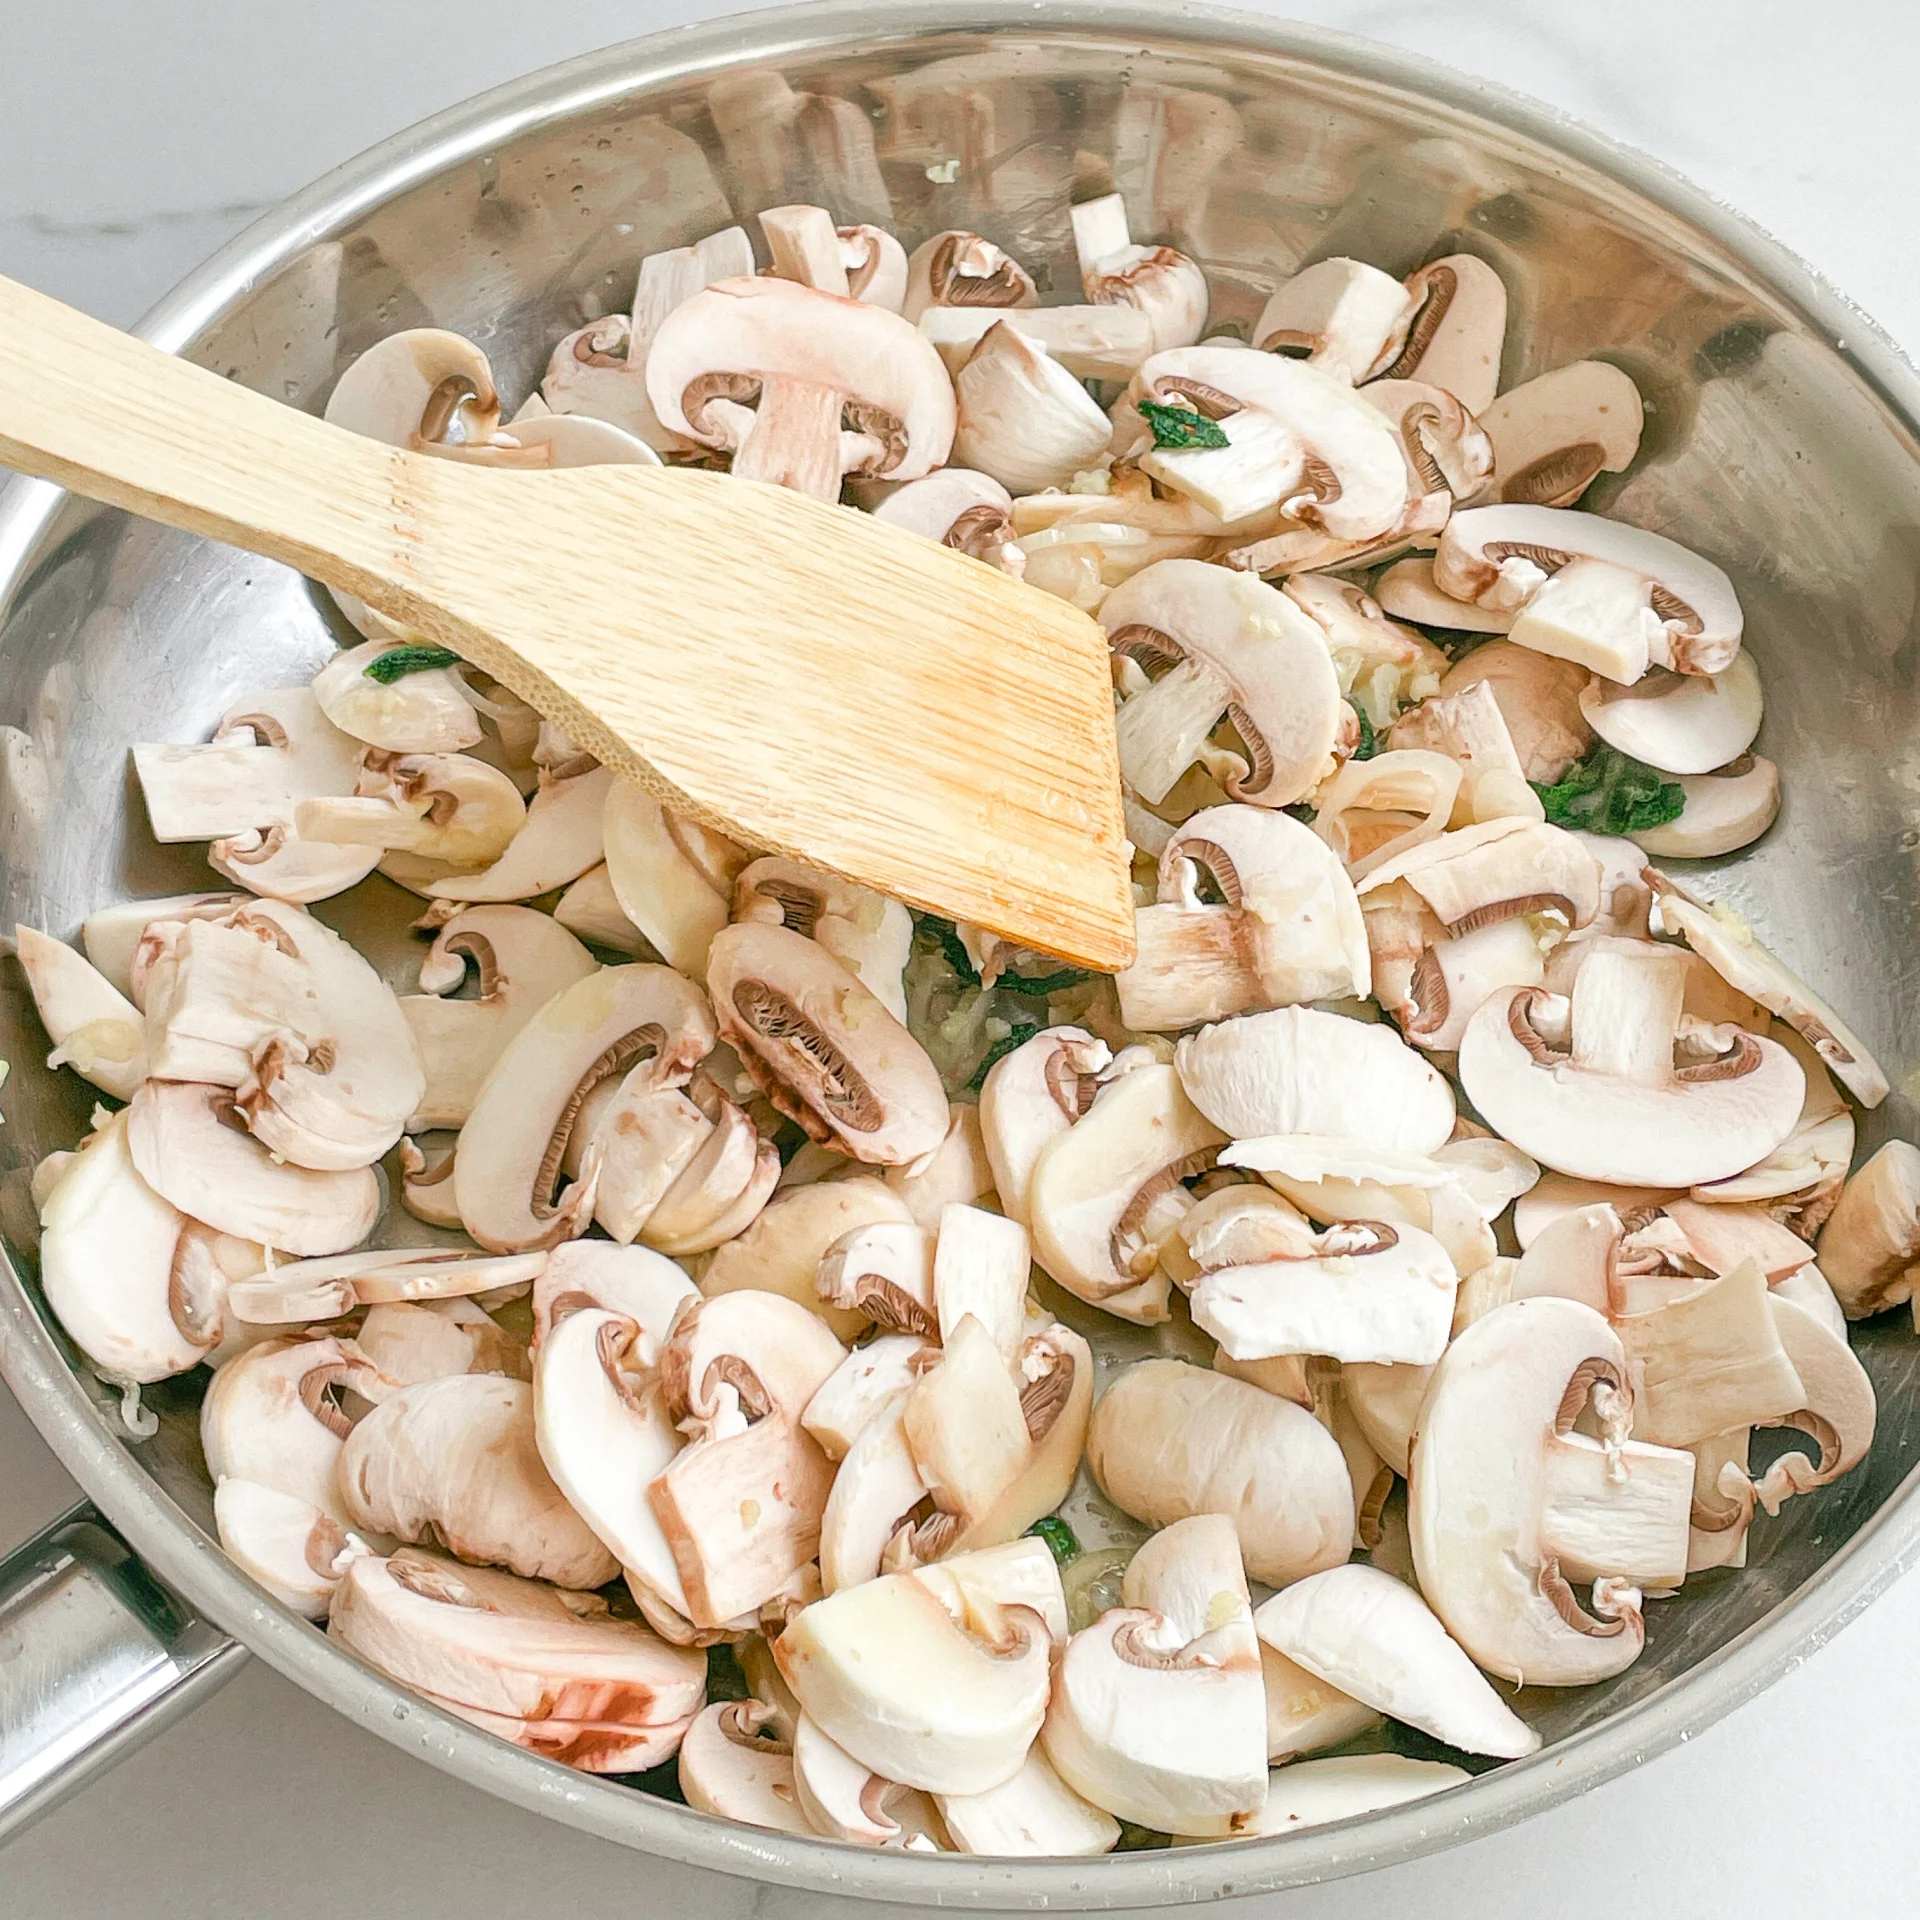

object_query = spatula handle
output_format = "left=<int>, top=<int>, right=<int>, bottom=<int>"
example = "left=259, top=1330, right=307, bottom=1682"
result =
left=0, top=274, right=404, bottom=595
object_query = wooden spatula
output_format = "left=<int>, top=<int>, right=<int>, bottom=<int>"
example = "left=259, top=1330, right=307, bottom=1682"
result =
left=0, top=275, right=1135, bottom=970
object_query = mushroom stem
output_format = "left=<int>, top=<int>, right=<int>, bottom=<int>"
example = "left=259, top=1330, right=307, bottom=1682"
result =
left=731, top=377, right=846, bottom=499
left=1538, top=1431, right=1693, bottom=1589
left=1113, top=657, right=1233, bottom=805
left=1568, top=940, right=1686, bottom=1085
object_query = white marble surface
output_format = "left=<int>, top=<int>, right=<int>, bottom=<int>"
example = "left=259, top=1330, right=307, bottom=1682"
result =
left=1, top=1, right=1916, bottom=1913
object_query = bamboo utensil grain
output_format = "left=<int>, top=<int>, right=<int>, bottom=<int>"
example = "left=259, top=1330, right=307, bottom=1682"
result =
left=0, top=274, right=1134, bottom=968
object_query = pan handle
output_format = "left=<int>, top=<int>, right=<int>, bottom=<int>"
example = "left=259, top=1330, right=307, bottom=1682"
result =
left=0, top=1500, right=245, bottom=1844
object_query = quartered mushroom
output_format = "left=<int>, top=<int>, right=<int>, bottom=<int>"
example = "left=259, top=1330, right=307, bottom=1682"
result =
left=1087, top=1358, right=1353, bottom=1585
left=1101, top=558, right=1342, bottom=810
left=918, top=304, right=1155, bottom=383
left=1410, top=1296, right=1694, bottom=1684
left=14, top=926, right=147, bottom=1099
left=1069, top=193, right=1208, bottom=352
left=951, top=321, right=1113, bottom=495
left=1818, top=1142, right=1920, bottom=1319
left=902, top=230, right=1039, bottom=324
left=1481, top=360, right=1645, bottom=506
left=646, top=274, right=955, bottom=500
left=707, top=922, right=948, bottom=1166
left=1435, top=505, right=1743, bottom=682
left=330, top=1548, right=707, bottom=1772
left=453, top=963, right=715, bottom=1253
left=1253, top=1563, right=1539, bottom=1757
left=1117, top=806, right=1371, bottom=1032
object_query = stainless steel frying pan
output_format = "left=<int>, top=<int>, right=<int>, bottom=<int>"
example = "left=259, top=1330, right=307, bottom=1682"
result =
left=3, top=2, right=1918, bottom=1904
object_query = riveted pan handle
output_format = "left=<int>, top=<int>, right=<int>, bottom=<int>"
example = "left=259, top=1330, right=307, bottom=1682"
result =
left=0, top=1500, right=245, bottom=1844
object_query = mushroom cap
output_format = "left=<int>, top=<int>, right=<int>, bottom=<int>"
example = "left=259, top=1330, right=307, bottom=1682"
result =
left=977, top=1025, right=1111, bottom=1229
left=453, top=963, right=715, bottom=1254
left=1190, top=1755, right=1469, bottom=1838
left=1630, top=756, right=1780, bottom=859
left=1100, top=558, right=1342, bottom=808
left=870, top=468, right=1015, bottom=554
left=902, top=231, right=1039, bottom=325
left=329, top=1547, right=705, bottom=1730
left=1175, top=1005, right=1456, bottom=1152
left=126, top=1080, right=378, bottom=1256
left=732, top=854, right=912, bottom=1023
left=323, top=327, right=499, bottom=451
left=1436, top=639, right=1593, bottom=784
left=1252, top=1564, right=1539, bottom=1758
left=935, top=1749, right=1120, bottom=1857
left=1580, top=650, right=1764, bottom=775
left=341, top=1373, right=619, bottom=1589
left=707, top=922, right=948, bottom=1167
left=1482, top=359, right=1645, bottom=507
left=662, top=1287, right=848, bottom=1430
left=1087, top=1358, right=1353, bottom=1585
left=1436, top=504, right=1743, bottom=679
left=1040, top=1606, right=1268, bottom=1837
left=678, top=1701, right=811, bottom=1835
left=1409, top=1296, right=1650, bottom=1685
left=646, top=275, right=956, bottom=483
left=1459, top=981, right=1804, bottom=1188
left=775, top=1571, right=1051, bottom=1795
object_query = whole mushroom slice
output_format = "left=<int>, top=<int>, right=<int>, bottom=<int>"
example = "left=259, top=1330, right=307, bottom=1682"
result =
left=399, top=905, right=597, bottom=1131
left=37, top=1112, right=206, bottom=1382
left=1579, top=650, right=1764, bottom=776
left=1435, top=505, right=1743, bottom=682
left=1088, top=1358, right=1353, bottom=1586
left=309, top=640, right=484, bottom=754
left=533, top=1304, right=690, bottom=1616
left=1189, top=1218, right=1459, bottom=1368
left=678, top=1701, right=811, bottom=1836
left=1192, top=1756, right=1469, bottom=1838
left=13, top=926, right=146, bottom=1099
left=1069, top=192, right=1208, bottom=352
left=341, top=1373, right=619, bottom=1589
left=1816, top=1142, right=1920, bottom=1319
left=902, top=231, right=1040, bottom=324
left=1481, top=360, right=1646, bottom=507
left=427, top=766, right=613, bottom=904
left=324, top=326, right=501, bottom=456
left=1025, top=1062, right=1225, bottom=1324
left=1647, top=869, right=1888, bottom=1107
left=650, top=1290, right=845, bottom=1628
left=951, top=321, right=1113, bottom=496
left=707, top=923, right=948, bottom=1167
left=646, top=275, right=955, bottom=501
left=1252, top=258, right=1413, bottom=382
left=329, top=1548, right=706, bottom=1759
left=1117, top=347, right=1408, bottom=543
left=1042, top=1604, right=1267, bottom=1838
left=1253, top=1564, right=1539, bottom=1758
left=127, top=1081, right=378, bottom=1255
left=733, top=855, right=912, bottom=1022
left=453, top=963, right=715, bottom=1254
left=1436, top=640, right=1594, bottom=784
left=1367, top=254, right=1509, bottom=415
left=81, top=892, right=245, bottom=996
left=1410, top=1296, right=1691, bottom=1685
left=295, top=751, right=527, bottom=869
left=1100, top=558, right=1342, bottom=809
left=1118, top=807, right=1370, bottom=1033
left=529, top=1238, right=697, bottom=1351
left=776, top=1570, right=1051, bottom=1795
left=977, top=1025, right=1112, bottom=1228
left=872, top=468, right=1022, bottom=574
left=1175, top=1005, right=1456, bottom=1153
left=1459, top=942, right=1805, bottom=1187
left=1632, top=756, right=1780, bottom=859
left=936, top=1749, right=1120, bottom=1857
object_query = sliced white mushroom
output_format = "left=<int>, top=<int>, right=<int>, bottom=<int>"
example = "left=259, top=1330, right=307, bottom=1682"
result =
left=340, top=1372, right=618, bottom=1588
left=802, top=1332, right=933, bottom=1461
left=951, top=320, right=1113, bottom=495
left=453, top=963, right=714, bottom=1253
left=678, top=1700, right=811, bottom=1835
left=1192, top=1756, right=1469, bottom=1837
left=1069, top=193, right=1207, bottom=352
left=817, top=1392, right=928, bottom=1594
left=295, top=751, right=527, bottom=869
left=1313, top=751, right=1464, bottom=883
left=885, top=1102, right=996, bottom=1230
left=1259, top=1643, right=1382, bottom=1763
left=1631, top=756, right=1780, bottom=859
left=80, top=892, right=245, bottom=996
left=936, top=1748, right=1120, bottom=1857
left=708, top=922, right=948, bottom=1167
left=1580, top=651, right=1764, bottom=776
left=931, top=1202, right=1029, bottom=1357
left=13, top=926, right=146, bottom=1099
left=1253, top=1563, right=1538, bottom=1757
left=425, top=766, right=612, bottom=903
left=1102, top=558, right=1341, bottom=809
left=977, top=1025, right=1112, bottom=1228
left=126, top=1081, right=378, bottom=1255
left=789, top=1714, right=938, bottom=1847
left=903, top=230, right=1039, bottom=324
left=1458, top=940, right=1805, bottom=1187
left=553, top=863, right=648, bottom=954
left=353, top=1300, right=526, bottom=1387
left=1817, top=1141, right=1920, bottom=1319
left=919, top=304, right=1156, bottom=383
left=1088, top=1358, right=1352, bottom=1585
left=733, top=855, right=911, bottom=1022
left=1387, top=677, right=1544, bottom=828
left=1252, top=257, right=1412, bottom=383
left=1751, top=1294, right=1876, bottom=1511
left=1118, top=807, right=1370, bottom=1033
left=870, top=467, right=1022, bottom=575
left=1647, top=869, right=1888, bottom=1107
left=528, top=1238, right=697, bottom=1351
left=225, top=1247, right=544, bottom=1324
left=1482, top=360, right=1644, bottom=506
left=310, top=640, right=483, bottom=753
left=776, top=1569, right=1051, bottom=1794
left=1374, top=556, right=1516, bottom=636
left=601, top=781, right=733, bottom=977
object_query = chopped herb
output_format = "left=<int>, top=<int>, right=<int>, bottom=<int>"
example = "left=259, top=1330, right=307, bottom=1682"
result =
left=1027, top=1515, right=1081, bottom=1566
left=997, top=965, right=1092, bottom=997
left=365, top=644, right=461, bottom=683
left=968, top=1020, right=1039, bottom=1090
left=1532, top=744, right=1685, bottom=837
left=913, top=912, right=979, bottom=985
left=1349, top=700, right=1378, bottom=760
left=1285, top=801, right=1318, bottom=826
left=1137, top=398, right=1229, bottom=452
